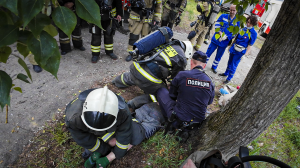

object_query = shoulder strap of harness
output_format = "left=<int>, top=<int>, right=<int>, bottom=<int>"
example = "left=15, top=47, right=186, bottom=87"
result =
left=136, top=39, right=180, bottom=63
left=158, top=27, right=170, bottom=43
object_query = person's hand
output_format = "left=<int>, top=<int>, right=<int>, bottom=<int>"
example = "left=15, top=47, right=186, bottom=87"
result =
left=219, top=31, right=222, bottom=35
left=153, top=21, right=156, bottom=25
left=178, top=11, right=182, bottom=15
left=96, top=157, right=110, bottom=168
left=182, top=159, right=197, bottom=168
left=116, top=15, right=122, bottom=22
left=84, top=152, right=101, bottom=168
left=64, top=2, right=74, bottom=9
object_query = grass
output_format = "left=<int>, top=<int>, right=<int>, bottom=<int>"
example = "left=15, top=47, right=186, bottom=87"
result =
left=248, top=91, right=300, bottom=168
left=141, top=131, right=192, bottom=167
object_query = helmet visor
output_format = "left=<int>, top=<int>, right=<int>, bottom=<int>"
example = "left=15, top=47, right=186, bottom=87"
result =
left=83, top=111, right=116, bottom=130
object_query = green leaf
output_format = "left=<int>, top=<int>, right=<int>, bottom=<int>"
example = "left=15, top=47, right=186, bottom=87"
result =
left=17, top=73, right=30, bottom=83
left=43, top=24, right=58, bottom=37
left=215, top=34, right=220, bottom=40
left=0, top=10, right=13, bottom=26
left=215, top=28, right=220, bottom=33
left=19, top=0, right=44, bottom=27
left=0, top=25, right=19, bottom=48
left=27, top=31, right=60, bottom=78
left=0, top=70, right=12, bottom=110
left=28, top=13, right=51, bottom=38
left=228, top=26, right=234, bottom=33
left=52, top=6, right=77, bottom=38
left=233, top=26, right=240, bottom=35
left=222, top=32, right=225, bottom=37
left=18, top=30, right=33, bottom=44
left=17, top=57, right=32, bottom=81
left=0, top=46, right=11, bottom=63
left=220, top=22, right=224, bottom=26
left=237, top=5, right=244, bottom=16
left=0, top=0, right=18, bottom=16
left=242, top=1, right=249, bottom=10
left=75, top=0, right=102, bottom=29
left=232, top=0, right=239, bottom=5
left=240, top=30, right=245, bottom=36
left=17, top=42, right=30, bottom=58
left=13, top=87, right=22, bottom=93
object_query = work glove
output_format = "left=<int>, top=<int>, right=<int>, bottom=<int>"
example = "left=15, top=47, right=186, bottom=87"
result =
left=84, top=152, right=102, bottom=168
left=96, top=157, right=110, bottom=168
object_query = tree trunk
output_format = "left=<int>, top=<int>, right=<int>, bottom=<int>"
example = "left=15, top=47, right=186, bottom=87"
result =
left=189, top=0, right=300, bottom=160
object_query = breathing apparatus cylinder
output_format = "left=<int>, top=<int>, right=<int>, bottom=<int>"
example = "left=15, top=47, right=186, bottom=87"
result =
left=133, top=27, right=173, bottom=55
left=208, top=4, right=220, bottom=26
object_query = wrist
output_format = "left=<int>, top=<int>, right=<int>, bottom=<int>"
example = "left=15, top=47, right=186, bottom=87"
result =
left=106, top=152, right=116, bottom=162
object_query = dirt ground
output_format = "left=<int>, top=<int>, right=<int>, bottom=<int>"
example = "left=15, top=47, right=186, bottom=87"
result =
left=0, top=23, right=264, bottom=167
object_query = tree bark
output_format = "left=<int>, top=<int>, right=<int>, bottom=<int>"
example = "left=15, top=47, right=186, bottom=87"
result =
left=189, top=0, right=300, bottom=160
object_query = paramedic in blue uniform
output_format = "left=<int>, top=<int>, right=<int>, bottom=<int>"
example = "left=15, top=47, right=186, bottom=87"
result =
left=219, top=15, right=258, bottom=84
left=156, top=51, right=215, bottom=125
left=206, top=5, right=239, bottom=74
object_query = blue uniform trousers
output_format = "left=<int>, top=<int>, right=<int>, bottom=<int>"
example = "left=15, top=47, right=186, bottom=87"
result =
left=157, top=87, right=175, bottom=119
left=224, top=52, right=243, bottom=81
left=206, top=42, right=227, bottom=70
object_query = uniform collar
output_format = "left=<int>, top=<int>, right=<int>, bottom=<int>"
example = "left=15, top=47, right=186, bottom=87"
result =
left=193, top=65, right=204, bottom=70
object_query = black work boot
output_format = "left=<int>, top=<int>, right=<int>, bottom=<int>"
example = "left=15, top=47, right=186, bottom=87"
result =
left=33, top=65, right=42, bottom=73
left=76, top=46, right=86, bottom=51
left=107, top=53, right=118, bottom=60
left=91, top=55, right=100, bottom=63
left=223, top=80, right=230, bottom=84
left=61, top=51, right=69, bottom=55
left=219, top=73, right=227, bottom=77
left=211, top=68, right=217, bottom=74
left=125, top=55, right=132, bottom=62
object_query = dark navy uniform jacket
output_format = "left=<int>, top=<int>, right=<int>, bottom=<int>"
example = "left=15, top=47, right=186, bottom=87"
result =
left=169, top=66, right=215, bottom=122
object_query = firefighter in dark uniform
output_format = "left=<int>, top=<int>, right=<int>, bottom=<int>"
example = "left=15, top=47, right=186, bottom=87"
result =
left=57, top=0, right=86, bottom=55
left=65, top=86, right=132, bottom=167
left=161, top=0, right=187, bottom=29
left=125, top=0, right=163, bottom=62
left=156, top=51, right=215, bottom=139
left=90, top=0, right=123, bottom=63
left=65, top=86, right=165, bottom=168
left=112, top=39, right=193, bottom=95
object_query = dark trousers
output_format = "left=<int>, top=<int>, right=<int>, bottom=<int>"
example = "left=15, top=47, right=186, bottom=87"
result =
left=156, top=87, right=176, bottom=119
left=91, top=19, right=114, bottom=56
left=58, top=16, right=83, bottom=52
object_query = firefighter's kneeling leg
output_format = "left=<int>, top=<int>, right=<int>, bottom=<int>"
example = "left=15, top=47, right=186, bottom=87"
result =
left=112, top=72, right=135, bottom=88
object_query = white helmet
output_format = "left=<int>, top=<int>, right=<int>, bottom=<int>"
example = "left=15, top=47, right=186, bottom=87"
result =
left=182, top=41, right=193, bottom=59
left=81, top=86, right=118, bottom=131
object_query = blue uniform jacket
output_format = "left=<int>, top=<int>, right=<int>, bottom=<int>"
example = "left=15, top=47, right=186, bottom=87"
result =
left=229, top=27, right=257, bottom=55
left=212, top=14, right=240, bottom=47
left=169, top=66, right=215, bottom=122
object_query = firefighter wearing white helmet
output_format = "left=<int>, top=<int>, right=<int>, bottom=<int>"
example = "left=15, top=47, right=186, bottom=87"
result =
left=112, top=38, right=191, bottom=108
left=64, top=86, right=132, bottom=167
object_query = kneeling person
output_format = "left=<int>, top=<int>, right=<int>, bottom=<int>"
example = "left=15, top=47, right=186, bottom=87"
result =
left=157, top=51, right=215, bottom=132
left=65, top=86, right=165, bottom=168
left=65, top=86, right=132, bottom=167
